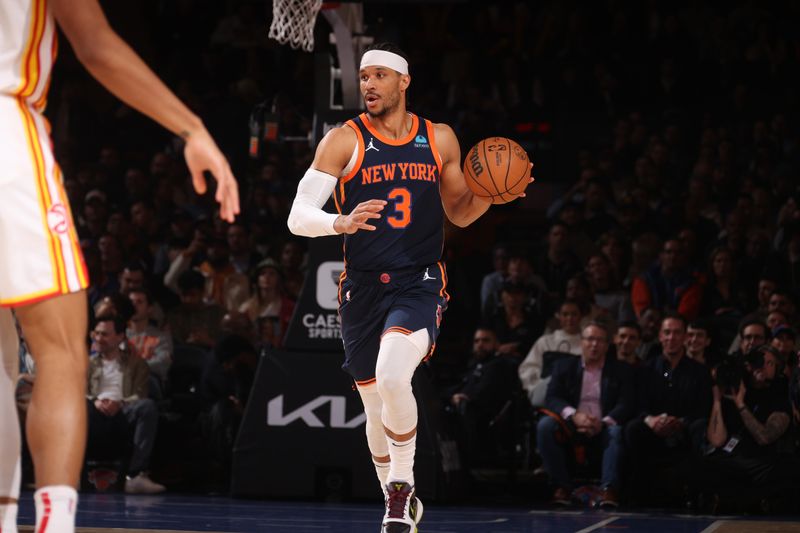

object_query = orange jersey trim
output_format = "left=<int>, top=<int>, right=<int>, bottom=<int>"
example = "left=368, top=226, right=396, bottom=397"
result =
left=0, top=287, right=61, bottom=308
left=54, top=166, right=90, bottom=287
left=17, top=0, right=46, bottom=97
left=32, top=28, right=57, bottom=111
left=355, top=377, right=377, bottom=387
left=361, top=113, right=419, bottom=146
left=424, top=119, right=443, bottom=175
left=341, top=120, right=365, bottom=188
left=337, top=271, right=347, bottom=305
left=17, top=98, right=64, bottom=294
left=423, top=342, right=436, bottom=363
left=436, top=261, right=450, bottom=301
left=382, top=326, right=413, bottom=338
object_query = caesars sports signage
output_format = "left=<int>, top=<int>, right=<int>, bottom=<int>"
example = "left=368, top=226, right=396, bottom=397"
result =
left=283, top=237, right=345, bottom=352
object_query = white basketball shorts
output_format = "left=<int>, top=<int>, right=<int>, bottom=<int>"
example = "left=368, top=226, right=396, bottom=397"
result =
left=0, top=95, right=88, bottom=307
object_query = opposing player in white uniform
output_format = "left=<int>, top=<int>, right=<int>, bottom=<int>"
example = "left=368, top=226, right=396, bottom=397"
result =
left=0, top=1, right=239, bottom=531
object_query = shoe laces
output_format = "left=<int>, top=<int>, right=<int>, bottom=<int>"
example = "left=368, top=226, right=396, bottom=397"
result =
left=386, top=484, right=412, bottom=519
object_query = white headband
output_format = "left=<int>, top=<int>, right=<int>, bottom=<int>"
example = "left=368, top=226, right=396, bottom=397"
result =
left=360, top=50, right=409, bottom=75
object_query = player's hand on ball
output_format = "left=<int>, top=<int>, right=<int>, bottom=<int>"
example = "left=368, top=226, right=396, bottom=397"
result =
left=516, top=162, right=535, bottom=199
left=335, top=199, right=387, bottom=234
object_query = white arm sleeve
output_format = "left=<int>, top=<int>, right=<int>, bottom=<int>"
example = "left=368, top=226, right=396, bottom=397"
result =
left=287, top=168, right=341, bottom=237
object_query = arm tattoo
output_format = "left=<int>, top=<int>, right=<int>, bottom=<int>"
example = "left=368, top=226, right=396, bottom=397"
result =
left=740, top=408, right=790, bottom=446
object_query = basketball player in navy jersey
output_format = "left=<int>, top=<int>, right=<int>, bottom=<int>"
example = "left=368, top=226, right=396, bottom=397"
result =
left=288, top=42, right=530, bottom=532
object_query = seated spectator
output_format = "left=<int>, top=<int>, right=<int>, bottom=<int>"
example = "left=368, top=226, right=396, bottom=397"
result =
left=771, top=324, right=797, bottom=374
left=769, top=288, right=798, bottom=328
left=200, top=334, right=258, bottom=476
left=565, top=273, right=610, bottom=327
left=488, top=281, right=540, bottom=359
left=166, top=269, right=225, bottom=348
left=586, top=253, right=635, bottom=325
left=728, top=315, right=769, bottom=357
left=93, top=292, right=135, bottom=324
left=534, top=222, right=582, bottom=299
left=685, top=320, right=719, bottom=368
left=482, top=249, right=548, bottom=321
left=86, top=315, right=164, bottom=494
left=227, top=222, right=262, bottom=275
left=695, top=345, right=794, bottom=503
left=119, top=262, right=166, bottom=326
left=613, top=321, right=642, bottom=366
left=631, top=239, right=702, bottom=320
left=754, top=276, right=778, bottom=315
left=238, top=258, right=295, bottom=348
left=624, top=314, right=712, bottom=504
left=767, top=310, right=789, bottom=333
left=279, top=240, right=307, bottom=300
left=443, top=327, right=519, bottom=468
left=127, top=288, right=173, bottom=397
left=165, top=233, right=249, bottom=312
left=699, top=247, right=748, bottom=318
left=480, top=243, right=509, bottom=319
left=635, top=306, right=662, bottom=360
left=537, top=322, right=634, bottom=508
left=519, top=300, right=583, bottom=404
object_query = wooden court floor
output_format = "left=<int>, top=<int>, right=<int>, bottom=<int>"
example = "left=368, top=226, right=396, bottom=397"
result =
left=15, top=492, right=800, bottom=532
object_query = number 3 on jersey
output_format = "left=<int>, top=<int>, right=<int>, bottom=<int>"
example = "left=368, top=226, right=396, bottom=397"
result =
left=386, top=187, right=412, bottom=229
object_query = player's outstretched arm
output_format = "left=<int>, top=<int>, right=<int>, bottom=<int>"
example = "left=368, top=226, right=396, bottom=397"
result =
left=51, top=0, right=239, bottom=222
left=436, top=123, right=492, bottom=227
left=288, top=126, right=385, bottom=237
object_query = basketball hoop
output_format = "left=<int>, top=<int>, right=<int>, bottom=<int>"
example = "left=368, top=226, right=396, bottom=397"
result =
left=268, top=0, right=329, bottom=52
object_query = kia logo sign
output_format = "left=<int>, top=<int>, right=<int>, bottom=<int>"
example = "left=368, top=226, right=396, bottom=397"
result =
left=267, top=394, right=366, bottom=428
left=316, top=261, right=344, bottom=310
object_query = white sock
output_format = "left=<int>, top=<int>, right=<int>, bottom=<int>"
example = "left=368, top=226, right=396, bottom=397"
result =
left=0, top=502, right=18, bottom=533
left=373, top=457, right=390, bottom=494
left=386, top=433, right=416, bottom=487
left=34, top=486, right=77, bottom=533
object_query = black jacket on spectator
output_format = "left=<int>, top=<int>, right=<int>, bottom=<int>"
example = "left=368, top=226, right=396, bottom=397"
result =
left=635, top=352, right=712, bottom=423
left=546, top=355, right=635, bottom=424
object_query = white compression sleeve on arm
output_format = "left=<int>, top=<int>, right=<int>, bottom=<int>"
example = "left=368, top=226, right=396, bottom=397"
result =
left=287, top=168, right=341, bottom=237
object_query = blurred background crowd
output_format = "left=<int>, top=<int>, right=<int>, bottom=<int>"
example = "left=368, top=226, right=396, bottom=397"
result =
left=15, top=0, right=800, bottom=510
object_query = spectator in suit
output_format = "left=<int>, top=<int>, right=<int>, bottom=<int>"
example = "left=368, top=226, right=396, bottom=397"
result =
left=86, top=315, right=165, bottom=494
left=624, top=314, right=712, bottom=504
left=537, top=321, right=635, bottom=508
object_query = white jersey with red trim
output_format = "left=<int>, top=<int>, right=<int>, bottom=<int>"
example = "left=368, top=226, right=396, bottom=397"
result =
left=1, top=0, right=57, bottom=108
left=0, top=0, right=88, bottom=307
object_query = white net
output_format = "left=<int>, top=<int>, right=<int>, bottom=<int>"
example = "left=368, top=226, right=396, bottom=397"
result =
left=269, top=0, right=324, bottom=52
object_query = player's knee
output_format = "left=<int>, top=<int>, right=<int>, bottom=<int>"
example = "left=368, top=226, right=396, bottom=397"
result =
left=376, top=372, right=410, bottom=401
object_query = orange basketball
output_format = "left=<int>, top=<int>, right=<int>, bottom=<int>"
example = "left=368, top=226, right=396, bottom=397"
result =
left=463, top=137, right=531, bottom=204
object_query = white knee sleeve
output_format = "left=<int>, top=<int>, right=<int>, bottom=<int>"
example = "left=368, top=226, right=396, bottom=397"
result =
left=356, top=382, right=388, bottom=457
left=376, top=329, right=430, bottom=435
left=0, top=308, right=21, bottom=500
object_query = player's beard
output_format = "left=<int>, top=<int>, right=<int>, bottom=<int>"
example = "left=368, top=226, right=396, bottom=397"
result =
left=366, top=91, right=400, bottom=118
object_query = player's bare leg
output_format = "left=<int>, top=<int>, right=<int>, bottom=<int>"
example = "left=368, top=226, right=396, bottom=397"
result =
left=0, top=308, right=21, bottom=533
left=16, top=291, right=88, bottom=533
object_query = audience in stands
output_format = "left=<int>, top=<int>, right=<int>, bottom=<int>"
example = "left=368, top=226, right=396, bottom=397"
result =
left=537, top=322, right=634, bottom=508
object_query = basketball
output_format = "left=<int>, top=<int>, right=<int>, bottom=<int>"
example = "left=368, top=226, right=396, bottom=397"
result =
left=463, top=137, right=531, bottom=204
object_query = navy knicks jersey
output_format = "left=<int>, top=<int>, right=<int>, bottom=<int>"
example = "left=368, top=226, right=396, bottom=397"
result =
left=333, top=112, right=444, bottom=271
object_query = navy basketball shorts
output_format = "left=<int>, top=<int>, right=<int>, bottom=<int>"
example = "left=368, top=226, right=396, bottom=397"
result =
left=338, top=262, right=449, bottom=386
